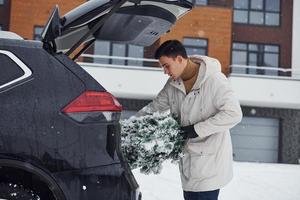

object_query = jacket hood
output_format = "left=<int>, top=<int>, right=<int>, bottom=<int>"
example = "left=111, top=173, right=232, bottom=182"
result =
left=169, top=55, right=222, bottom=93
left=189, top=55, right=222, bottom=89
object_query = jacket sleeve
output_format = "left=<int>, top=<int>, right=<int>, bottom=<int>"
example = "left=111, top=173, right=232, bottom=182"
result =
left=136, top=82, right=170, bottom=116
left=194, top=73, right=243, bottom=138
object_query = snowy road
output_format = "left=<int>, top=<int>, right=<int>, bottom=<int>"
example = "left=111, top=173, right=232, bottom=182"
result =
left=133, top=161, right=300, bottom=200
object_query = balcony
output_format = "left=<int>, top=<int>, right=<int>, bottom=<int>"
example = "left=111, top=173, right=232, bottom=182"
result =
left=78, top=54, right=167, bottom=100
left=78, top=54, right=300, bottom=110
left=229, top=65, right=300, bottom=109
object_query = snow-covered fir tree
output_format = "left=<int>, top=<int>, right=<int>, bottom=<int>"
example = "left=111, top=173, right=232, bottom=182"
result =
left=120, top=112, right=185, bottom=174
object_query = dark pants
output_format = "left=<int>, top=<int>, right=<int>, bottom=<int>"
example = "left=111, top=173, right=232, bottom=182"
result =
left=183, top=189, right=220, bottom=200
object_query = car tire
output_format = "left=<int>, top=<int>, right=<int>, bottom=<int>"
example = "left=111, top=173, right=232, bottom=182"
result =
left=0, top=182, right=40, bottom=200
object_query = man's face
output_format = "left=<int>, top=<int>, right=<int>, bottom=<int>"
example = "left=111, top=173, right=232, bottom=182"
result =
left=159, top=55, right=186, bottom=80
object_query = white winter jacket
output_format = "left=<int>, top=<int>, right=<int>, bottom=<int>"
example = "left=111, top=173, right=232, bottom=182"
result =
left=139, top=55, right=243, bottom=191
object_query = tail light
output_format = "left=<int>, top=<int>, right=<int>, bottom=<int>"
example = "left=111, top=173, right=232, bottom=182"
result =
left=62, top=91, right=122, bottom=123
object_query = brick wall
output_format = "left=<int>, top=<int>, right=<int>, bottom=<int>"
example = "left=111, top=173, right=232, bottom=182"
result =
left=160, top=6, right=233, bottom=74
left=9, top=0, right=85, bottom=40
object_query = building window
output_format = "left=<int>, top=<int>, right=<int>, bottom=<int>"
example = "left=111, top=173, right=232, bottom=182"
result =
left=111, top=43, right=126, bottom=65
left=233, top=0, right=280, bottom=26
left=127, top=44, right=144, bottom=66
left=34, top=26, right=43, bottom=41
left=0, top=0, right=4, bottom=5
left=183, top=37, right=208, bottom=56
left=188, top=0, right=207, bottom=6
left=231, top=42, right=279, bottom=76
left=94, top=40, right=110, bottom=64
left=94, top=40, right=144, bottom=66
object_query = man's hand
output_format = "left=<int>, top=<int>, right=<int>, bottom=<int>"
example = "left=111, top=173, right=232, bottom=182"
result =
left=180, top=125, right=198, bottom=139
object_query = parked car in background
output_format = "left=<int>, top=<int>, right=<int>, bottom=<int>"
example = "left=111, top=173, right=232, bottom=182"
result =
left=0, top=0, right=192, bottom=199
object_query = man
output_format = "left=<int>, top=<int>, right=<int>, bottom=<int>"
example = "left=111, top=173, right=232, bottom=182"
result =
left=138, top=40, right=243, bottom=200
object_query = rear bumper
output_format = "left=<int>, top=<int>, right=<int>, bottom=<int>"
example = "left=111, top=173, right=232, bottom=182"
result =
left=53, top=163, right=140, bottom=200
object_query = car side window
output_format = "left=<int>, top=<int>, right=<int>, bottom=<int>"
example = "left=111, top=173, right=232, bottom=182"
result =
left=0, top=50, right=32, bottom=89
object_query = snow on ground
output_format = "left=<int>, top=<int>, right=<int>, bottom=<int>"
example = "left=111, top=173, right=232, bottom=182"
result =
left=133, top=161, right=300, bottom=200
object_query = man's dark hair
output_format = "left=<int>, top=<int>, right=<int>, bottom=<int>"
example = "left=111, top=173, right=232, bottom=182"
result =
left=154, top=40, right=188, bottom=59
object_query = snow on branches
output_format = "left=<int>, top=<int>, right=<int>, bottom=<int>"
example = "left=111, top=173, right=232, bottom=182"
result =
left=120, top=112, right=185, bottom=174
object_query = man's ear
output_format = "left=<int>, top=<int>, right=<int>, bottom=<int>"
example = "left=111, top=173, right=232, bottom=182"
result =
left=176, top=55, right=183, bottom=63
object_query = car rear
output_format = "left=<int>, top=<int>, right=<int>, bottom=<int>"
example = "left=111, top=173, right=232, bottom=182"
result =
left=0, top=37, right=140, bottom=199
left=54, top=53, right=141, bottom=199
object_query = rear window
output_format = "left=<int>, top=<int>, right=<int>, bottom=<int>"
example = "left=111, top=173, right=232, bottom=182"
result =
left=0, top=53, right=24, bottom=86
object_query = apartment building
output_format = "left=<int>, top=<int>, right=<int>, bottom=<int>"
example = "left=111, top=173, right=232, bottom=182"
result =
left=119, top=0, right=299, bottom=164
left=94, top=0, right=299, bottom=164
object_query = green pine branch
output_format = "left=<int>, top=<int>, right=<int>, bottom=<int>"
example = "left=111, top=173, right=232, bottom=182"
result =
left=120, top=112, right=185, bottom=174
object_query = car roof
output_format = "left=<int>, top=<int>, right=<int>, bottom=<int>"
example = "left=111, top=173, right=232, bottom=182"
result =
left=0, top=31, right=23, bottom=40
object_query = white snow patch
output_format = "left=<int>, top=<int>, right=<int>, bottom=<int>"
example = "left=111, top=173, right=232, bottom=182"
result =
left=133, top=161, right=300, bottom=200
left=10, top=193, right=17, bottom=196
